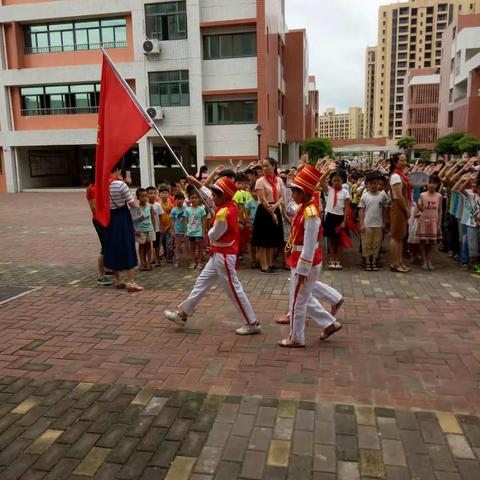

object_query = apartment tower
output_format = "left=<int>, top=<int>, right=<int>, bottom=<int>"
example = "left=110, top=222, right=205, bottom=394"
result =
left=369, top=0, right=480, bottom=141
left=364, top=46, right=377, bottom=138
left=318, top=107, right=364, bottom=140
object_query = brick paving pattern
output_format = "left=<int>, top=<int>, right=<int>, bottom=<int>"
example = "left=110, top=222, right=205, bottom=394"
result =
left=1, top=192, right=480, bottom=479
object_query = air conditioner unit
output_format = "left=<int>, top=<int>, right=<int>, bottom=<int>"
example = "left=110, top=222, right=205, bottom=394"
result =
left=147, top=106, right=164, bottom=120
left=143, top=39, right=161, bottom=55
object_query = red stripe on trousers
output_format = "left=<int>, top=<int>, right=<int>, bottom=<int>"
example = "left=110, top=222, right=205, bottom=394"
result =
left=223, top=254, right=250, bottom=325
left=290, top=279, right=302, bottom=339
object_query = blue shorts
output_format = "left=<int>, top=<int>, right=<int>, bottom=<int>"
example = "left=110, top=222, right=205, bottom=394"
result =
left=189, top=236, right=203, bottom=243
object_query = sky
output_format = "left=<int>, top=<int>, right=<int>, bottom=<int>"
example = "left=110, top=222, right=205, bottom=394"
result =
left=285, top=0, right=388, bottom=114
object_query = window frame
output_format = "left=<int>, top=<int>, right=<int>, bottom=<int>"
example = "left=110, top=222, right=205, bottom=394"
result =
left=24, top=17, right=127, bottom=54
left=145, top=1, right=187, bottom=41
left=148, top=70, right=190, bottom=107
left=205, top=100, right=258, bottom=125
left=203, top=32, right=257, bottom=60
left=20, top=83, right=101, bottom=116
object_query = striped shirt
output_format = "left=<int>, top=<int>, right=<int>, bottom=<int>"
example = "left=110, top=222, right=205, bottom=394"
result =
left=109, top=180, right=133, bottom=209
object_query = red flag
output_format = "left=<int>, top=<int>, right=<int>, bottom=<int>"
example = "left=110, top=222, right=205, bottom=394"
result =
left=94, top=53, right=152, bottom=227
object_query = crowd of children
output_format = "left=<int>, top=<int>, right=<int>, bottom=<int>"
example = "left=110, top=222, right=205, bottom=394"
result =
left=91, top=154, right=479, bottom=281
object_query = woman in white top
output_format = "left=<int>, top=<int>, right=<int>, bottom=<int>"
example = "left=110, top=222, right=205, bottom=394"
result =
left=252, top=158, right=285, bottom=274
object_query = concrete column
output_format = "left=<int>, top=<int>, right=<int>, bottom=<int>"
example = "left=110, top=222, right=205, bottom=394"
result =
left=138, top=137, right=153, bottom=187
left=3, top=147, right=17, bottom=192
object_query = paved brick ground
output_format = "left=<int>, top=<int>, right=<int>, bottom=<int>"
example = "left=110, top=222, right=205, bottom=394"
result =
left=1, top=192, right=480, bottom=479
left=0, top=379, right=479, bottom=480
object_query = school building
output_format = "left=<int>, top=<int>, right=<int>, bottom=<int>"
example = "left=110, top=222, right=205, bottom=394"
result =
left=0, top=0, right=318, bottom=192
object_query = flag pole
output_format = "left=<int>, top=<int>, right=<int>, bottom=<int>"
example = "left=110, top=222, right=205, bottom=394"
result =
left=100, top=49, right=213, bottom=211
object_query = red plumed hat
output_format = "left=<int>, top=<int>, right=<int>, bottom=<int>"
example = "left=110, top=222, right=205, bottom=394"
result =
left=212, top=176, right=238, bottom=201
left=289, top=164, right=321, bottom=196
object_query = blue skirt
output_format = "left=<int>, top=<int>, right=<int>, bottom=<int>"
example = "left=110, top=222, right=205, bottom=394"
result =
left=103, top=206, right=138, bottom=271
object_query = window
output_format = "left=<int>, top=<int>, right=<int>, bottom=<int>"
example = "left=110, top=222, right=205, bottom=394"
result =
left=149, top=70, right=189, bottom=107
left=145, top=1, right=187, bottom=41
left=205, top=100, right=257, bottom=125
left=448, top=111, right=453, bottom=127
left=20, top=83, right=100, bottom=115
left=24, top=18, right=127, bottom=53
left=203, top=32, right=256, bottom=60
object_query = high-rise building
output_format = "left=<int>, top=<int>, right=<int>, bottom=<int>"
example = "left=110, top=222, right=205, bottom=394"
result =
left=371, top=0, right=480, bottom=141
left=438, top=14, right=480, bottom=138
left=364, top=46, right=377, bottom=138
left=402, top=68, right=440, bottom=150
left=318, top=107, right=364, bottom=140
left=0, top=0, right=314, bottom=193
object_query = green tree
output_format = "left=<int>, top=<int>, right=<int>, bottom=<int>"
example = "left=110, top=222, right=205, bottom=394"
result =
left=435, top=132, right=465, bottom=158
left=301, top=138, right=333, bottom=164
left=397, top=136, right=416, bottom=151
left=456, top=134, right=480, bottom=156
left=419, top=150, right=432, bottom=163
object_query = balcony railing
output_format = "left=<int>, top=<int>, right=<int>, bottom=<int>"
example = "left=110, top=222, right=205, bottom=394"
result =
left=24, top=41, right=127, bottom=54
left=21, top=106, right=99, bottom=116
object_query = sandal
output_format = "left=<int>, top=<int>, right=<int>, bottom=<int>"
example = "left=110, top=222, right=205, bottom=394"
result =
left=331, top=298, right=344, bottom=317
left=371, top=264, right=379, bottom=272
left=319, top=322, right=343, bottom=343
left=328, top=261, right=336, bottom=270
left=146, top=265, right=153, bottom=271
left=127, top=283, right=144, bottom=293
left=276, top=314, right=290, bottom=325
left=139, top=265, right=147, bottom=271
left=390, top=265, right=409, bottom=273
left=335, top=262, right=343, bottom=270
left=278, top=338, right=305, bottom=348
left=365, top=263, right=372, bottom=271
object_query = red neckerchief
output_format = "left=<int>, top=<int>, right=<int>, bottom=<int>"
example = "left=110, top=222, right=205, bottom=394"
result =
left=393, top=167, right=412, bottom=203
left=332, top=185, right=342, bottom=208
left=265, top=174, right=279, bottom=203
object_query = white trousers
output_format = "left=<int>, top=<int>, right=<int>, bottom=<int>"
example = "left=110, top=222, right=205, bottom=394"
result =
left=313, top=278, right=343, bottom=306
left=179, top=253, right=256, bottom=325
left=289, top=264, right=338, bottom=344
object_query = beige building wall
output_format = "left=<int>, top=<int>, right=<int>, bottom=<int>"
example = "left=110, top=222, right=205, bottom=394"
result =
left=372, top=0, right=480, bottom=140
left=364, top=47, right=377, bottom=138
left=318, top=107, right=364, bottom=140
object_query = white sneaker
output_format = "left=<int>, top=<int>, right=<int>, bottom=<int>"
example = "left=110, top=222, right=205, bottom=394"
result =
left=164, top=310, right=187, bottom=327
left=235, top=324, right=262, bottom=336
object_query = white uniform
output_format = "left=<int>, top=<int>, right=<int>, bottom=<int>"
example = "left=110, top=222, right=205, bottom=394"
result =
left=289, top=208, right=332, bottom=344
left=178, top=205, right=257, bottom=326
left=285, top=203, right=342, bottom=337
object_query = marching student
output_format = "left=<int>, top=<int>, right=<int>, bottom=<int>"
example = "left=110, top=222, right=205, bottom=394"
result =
left=164, top=176, right=261, bottom=336
left=279, top=164, right=343, bottom=348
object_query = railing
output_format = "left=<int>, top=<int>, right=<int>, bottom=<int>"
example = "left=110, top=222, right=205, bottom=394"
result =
left=24, top=41, right=127, bottom=54
left=21, top=106, right=99, bottom=116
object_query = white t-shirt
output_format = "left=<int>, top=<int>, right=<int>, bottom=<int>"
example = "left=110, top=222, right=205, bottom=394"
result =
left=325, top=185, right=351, bottom=216
left=389, top=173, right=403, bottom=200
left=465, top=190, right=480, bottom=226
left=149, top=202, right=164, bottom=232
left=462, top=190, right=480, bottom=227
left=359, top=191, right=389, bottom=228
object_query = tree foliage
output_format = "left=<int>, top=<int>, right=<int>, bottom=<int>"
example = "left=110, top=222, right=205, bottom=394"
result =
left=302, top=138, right=333, bottom=164
left=397, top=136, right=416, bottom=151
left=456, top=134, right=480, bottom=155
left=435, top=132, right=466, bottom=156
left=419, top=150, right=432, bottom=163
